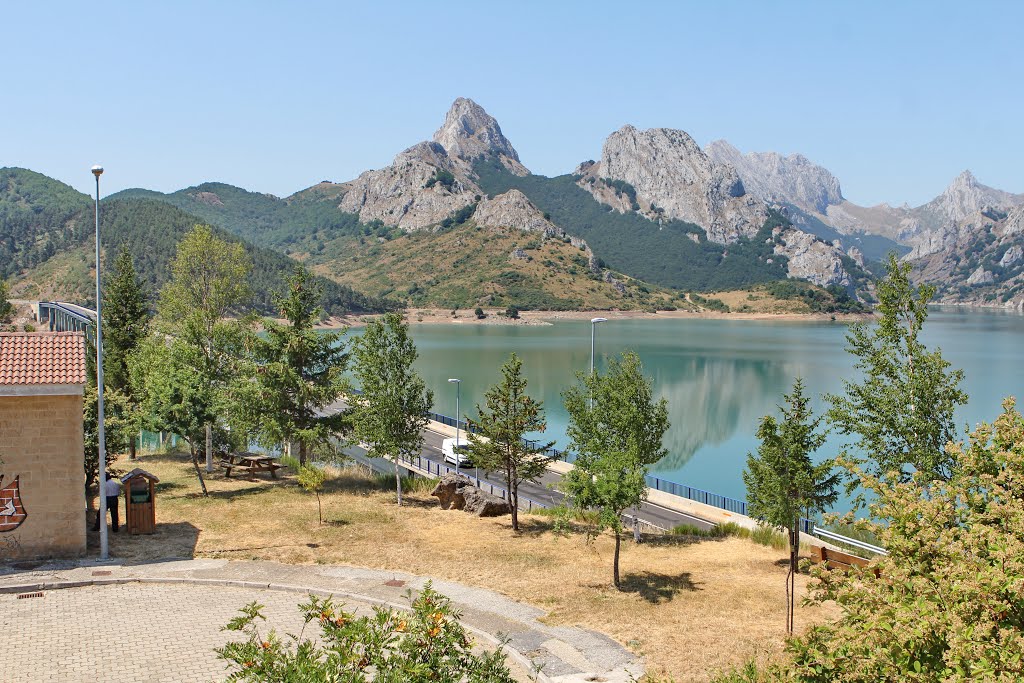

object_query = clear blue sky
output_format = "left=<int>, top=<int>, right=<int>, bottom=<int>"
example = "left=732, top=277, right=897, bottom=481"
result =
left=3, top=1, right=1021, bottom=207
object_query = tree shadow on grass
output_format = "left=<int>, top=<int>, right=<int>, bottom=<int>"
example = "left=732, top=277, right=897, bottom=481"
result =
left=619, top=570, right=701, bottom=604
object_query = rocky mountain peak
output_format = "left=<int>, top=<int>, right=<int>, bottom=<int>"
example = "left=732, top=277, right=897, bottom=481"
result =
left=705, top=140, right=844, bottom=215
left=576, top=125, right=766, bottom=243
left=928, top=169, right=1023, bottom=225
left=433, top=97, right=528, bottom=175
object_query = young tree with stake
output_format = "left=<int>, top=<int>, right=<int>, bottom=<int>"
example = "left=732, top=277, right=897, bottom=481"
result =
left=350, top=313, right=433, bottom=506
left=744, top=378, right=840, bottom=634
left=562, top=351, right=669, bottom=588
left=467, top=353, right=554, bottom=532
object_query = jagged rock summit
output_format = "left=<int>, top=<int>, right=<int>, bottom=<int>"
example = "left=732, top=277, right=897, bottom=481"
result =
left=705, top=140, right=844, bottom=215
left=433, top=97, right=528, bottom=176
left=576, top=125, right=768, bottom=244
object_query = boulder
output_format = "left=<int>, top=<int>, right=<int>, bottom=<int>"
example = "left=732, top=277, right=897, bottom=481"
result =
left=430, top=473, right=511, bottom=517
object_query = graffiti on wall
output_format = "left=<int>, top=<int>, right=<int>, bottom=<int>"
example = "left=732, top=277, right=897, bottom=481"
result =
left=0, top=474, right=27, bottom=532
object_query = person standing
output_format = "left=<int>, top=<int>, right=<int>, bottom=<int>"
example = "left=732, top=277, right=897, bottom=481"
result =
left=92, top=472, right=121, bottom=533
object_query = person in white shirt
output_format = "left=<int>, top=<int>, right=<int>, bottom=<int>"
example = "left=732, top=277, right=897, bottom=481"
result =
left=92, top=472, right=121, bottom=533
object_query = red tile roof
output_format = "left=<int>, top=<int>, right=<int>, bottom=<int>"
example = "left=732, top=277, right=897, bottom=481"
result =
left=0, top=332, right=87, bottom=386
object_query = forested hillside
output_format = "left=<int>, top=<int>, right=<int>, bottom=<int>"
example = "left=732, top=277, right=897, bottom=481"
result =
left=472, top=158, right=792, bottom=291
left=1, top=168, right=391, bottom=315
left=109, top=182, right=371, bottom=249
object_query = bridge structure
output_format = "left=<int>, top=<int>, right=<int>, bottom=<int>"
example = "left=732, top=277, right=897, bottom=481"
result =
left=34, top=301, right=97, bottom=347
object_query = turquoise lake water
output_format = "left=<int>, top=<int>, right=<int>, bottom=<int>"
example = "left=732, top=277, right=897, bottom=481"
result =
left=342, top=308, right=1024, bottom=504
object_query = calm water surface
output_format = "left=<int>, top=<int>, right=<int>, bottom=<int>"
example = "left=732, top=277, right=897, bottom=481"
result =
left=344, top=308, right=1024, bottom=504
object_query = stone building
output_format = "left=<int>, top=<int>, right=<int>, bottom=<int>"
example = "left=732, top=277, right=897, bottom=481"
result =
left=0, top=332, right=87, bottom=561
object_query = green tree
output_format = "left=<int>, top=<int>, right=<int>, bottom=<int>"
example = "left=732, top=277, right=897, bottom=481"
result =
left=157, top=225, right=252, bottom=473
left=83, top=385, right=133, bottom=494
left=467, top=353, right=554, bottom=532
left=217, top=583, right=515, bottom=682
left=297, top=464, right=327, bottom=525
left=743, top=378, right=840, bottom=634
left=753, top=399, right=1024, bottom=682
left=561, top=351, right=670, bottom=588
left=826, top=254, right=967, bottom=488
left=102, top=248, right=151, bottom=459
left=351, top=313, right=433, bottom=506
left=233, top=267, right=349, bottom=465
left=0, top=279, right=14, bottom=322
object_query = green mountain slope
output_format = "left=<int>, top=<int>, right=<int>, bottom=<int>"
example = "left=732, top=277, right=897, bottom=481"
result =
left=108, top=181, right=369, bottom=249
left=472, top=158, right=792, bottom=291
left=1, top=168, right=390, bottom=315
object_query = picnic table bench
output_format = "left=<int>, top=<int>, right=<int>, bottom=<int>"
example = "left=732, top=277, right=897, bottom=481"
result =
left=219, top=452, right=284, bottom=479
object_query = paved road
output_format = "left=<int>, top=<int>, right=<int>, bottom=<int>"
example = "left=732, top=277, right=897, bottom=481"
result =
left=324, top=400, right=715, bottom=532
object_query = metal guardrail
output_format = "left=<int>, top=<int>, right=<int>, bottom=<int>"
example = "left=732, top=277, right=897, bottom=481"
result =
left=813, top=526, right=888, bottom=556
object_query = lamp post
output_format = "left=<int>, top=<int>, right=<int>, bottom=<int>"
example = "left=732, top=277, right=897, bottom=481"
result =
left=589, top=317, right=608, bottom=408
left=447, top=378, right=461, bottom=474
left=92, top=165, right=109, bottom=561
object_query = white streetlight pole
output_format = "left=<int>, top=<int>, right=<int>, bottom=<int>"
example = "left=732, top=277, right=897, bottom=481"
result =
left=589, top=317, right=608, bottom=408
left=92, top=165, right=109, bottom=561
left=447, top=378, right=461, bottom=475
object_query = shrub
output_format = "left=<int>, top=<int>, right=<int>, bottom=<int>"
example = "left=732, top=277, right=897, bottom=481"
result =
left=474, top=307, right=485, bottom=319
left=217, top=583, right=515, bottom=682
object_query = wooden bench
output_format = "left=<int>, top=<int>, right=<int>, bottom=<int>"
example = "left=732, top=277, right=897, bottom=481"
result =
left=220, top=457, right=283, bottom=479
left=810, top=545, right=873, bottom=572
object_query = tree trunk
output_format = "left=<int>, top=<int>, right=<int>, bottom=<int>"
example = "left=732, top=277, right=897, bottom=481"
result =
left=191, top=447, right=209, bottom=497
left=129, top=432, right=137, bottom=461
left=299, top=440, right=307, bottom=467
left=205, top=423, right=213, bottom=473
left=316, top=492, right=322, bottom=525
left=788, top=520, right=799, bottom=634
left=613, top=529, right=621, bottom=589
left=510, top=483, right=519, bottom=532
left=394, top=457, right=403, bottom=507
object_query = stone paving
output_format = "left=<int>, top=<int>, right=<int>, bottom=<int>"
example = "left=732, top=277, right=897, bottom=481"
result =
left=0, top=558, right=643, bottom=682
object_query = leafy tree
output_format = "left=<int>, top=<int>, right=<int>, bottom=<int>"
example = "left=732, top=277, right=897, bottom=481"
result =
left=504, top=305, right=520, bottom=319
left=0, top=279, right=14, bottom=322
left=474, top=307, right=485, bottom=319
left=102, top=248, right=151, bottom=459
left=297, top=464, right=327, bottom=525
left=83, top=385, right=133, bottom=494
left=561, top=351, right=670, bottom=588
left=217, top=582, right=515, bottom=682
left=232, top=267, right=349, bottom=465
left=743, top=378, right=840, bottom=634
left=826, top=254, right=967, bottom=488
left=351, top=313, right=433, bottom=506
left=467, top=353, right=555, bottom=532
left=752, top=399, right=1024, bottom=682
left=157, top=225, right=253, bottom=472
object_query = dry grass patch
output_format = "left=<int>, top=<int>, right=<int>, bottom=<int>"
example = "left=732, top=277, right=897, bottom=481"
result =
left=98, top=452, right=837, bottom=682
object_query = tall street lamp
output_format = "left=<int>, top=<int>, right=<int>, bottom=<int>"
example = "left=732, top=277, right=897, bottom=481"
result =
left=590, top=317, right=608, bottom=408
left=447, top=378, right=461, bottom=474
left=92, top=165, right=109, bottom=561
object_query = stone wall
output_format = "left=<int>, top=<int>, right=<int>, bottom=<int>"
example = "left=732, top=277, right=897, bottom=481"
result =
left=0, top=393, right=86, bottom=561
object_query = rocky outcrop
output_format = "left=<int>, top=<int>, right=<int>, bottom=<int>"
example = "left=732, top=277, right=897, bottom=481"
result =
left=577, top=125, right=768, bottom=244
left=965, top=266, right=995, bottom=286
left=431, top=473, right=511, bottom=517
left=330, top=98, right=525, bottom=230
left=706, top=140, right=843, bottom=214
left=999, top=244, right=1023, bottom=268
left=473, top=189, right=563, bottom=237
left=433, top=97, right=528, bottom=176
left=773, top=229, right=851, bottom=288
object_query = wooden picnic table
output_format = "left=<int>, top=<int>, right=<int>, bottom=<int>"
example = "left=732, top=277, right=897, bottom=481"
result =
left=219, top=452, right=284, bottom=479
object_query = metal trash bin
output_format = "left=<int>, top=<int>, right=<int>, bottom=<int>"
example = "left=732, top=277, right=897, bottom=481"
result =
left=120, top=468, right=159, bottom=535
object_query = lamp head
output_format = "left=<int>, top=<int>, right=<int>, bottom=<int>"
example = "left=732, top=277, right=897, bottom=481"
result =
left=591, top=317, right=608, bottom=324
left=91, top=165, right=104, bottom=178
left=447, top=378, right=460, bottom=384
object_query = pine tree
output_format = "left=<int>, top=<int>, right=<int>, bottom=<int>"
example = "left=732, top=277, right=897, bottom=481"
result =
left=102, top=248, right=151, bottom=459
left=562, top=351, right=670, bottom=588
left=0, top=279, right=14, bottom=323
left=234, top=267, right=349, bottom=465
left=350, top=313, right=433, bottom=506
left=467, top=353, right=554, bottom=532
left=744, top=378, right=840, bottom=634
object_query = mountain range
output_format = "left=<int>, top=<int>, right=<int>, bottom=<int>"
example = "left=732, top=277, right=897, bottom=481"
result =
left=5, top=97, right=1022, bottom=313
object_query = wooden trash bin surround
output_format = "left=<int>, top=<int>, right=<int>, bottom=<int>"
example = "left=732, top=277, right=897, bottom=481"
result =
left=121, top=468, right=159, bottom=535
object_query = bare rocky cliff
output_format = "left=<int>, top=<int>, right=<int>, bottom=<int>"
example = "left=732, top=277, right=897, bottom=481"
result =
left=576, top=125, right=768, bottom=244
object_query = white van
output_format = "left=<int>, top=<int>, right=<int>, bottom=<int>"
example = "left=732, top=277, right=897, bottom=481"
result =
left=441, top=436, right=471, bottom=467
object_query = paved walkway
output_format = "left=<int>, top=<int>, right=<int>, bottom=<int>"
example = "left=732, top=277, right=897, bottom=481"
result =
left=0, top=558, right=642, bottom=683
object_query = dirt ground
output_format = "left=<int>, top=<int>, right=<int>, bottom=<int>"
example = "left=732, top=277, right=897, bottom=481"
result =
left=96, top=452, right=837, bottom=682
